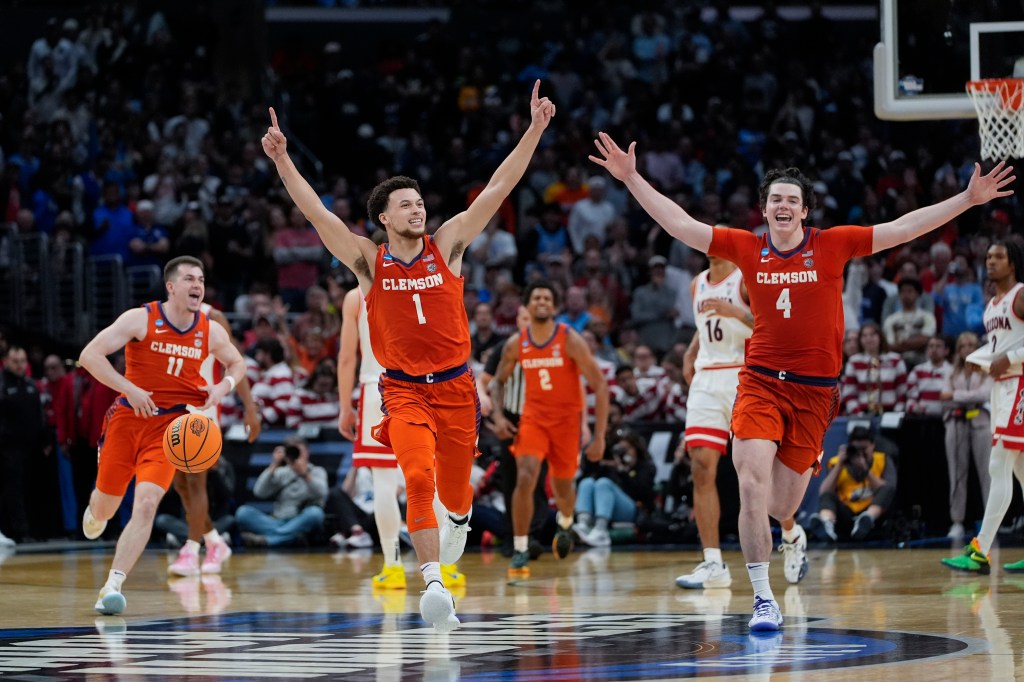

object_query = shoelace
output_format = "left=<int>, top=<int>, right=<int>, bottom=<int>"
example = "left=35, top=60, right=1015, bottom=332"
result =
left=753, top=598, right=777, bottom=617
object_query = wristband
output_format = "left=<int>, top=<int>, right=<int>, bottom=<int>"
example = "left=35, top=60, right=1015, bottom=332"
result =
left=1008, top=348, right=1024, bottom=365
left=225, top=375, right=237, bottom=392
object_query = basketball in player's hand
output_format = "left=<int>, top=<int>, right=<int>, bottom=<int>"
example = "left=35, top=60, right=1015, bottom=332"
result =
left=163, top=414, right=223, bottom=473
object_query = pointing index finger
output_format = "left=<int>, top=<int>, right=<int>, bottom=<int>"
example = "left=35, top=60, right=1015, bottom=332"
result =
left=532, top=79, right=540, bottom=104
left=269, top=106, right=279, bottom=130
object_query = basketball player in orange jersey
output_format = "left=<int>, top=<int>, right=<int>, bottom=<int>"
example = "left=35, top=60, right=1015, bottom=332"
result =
left=489, top=281, right=610, bottom=577
left=591, top=132, right=1014, bottom=631
left=79, top=256, right=247, bottom=616
left=262, top=81, right=555, bottom=632
left=166, top=303, right=262, bottom=578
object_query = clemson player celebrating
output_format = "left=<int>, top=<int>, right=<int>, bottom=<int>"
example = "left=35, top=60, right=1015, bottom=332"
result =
left=263, top=81, right=555, bottom=632
left=592, top=132, right=1014, bottom=631
left=490, top=281, right=609, bottom=577
left=80, top=256, right=247, bottom=615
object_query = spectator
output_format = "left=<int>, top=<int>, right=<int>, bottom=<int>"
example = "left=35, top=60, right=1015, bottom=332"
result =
left=323, top=466, right=383, bottom=550
left=470, top=302, right=503, bottom=366
left=940, top=331, right=992, bottom=540
left=567, top=176, right=617, bottom=255
left=556, top=286, right=593, bottom=333
left=273, top=206, right=324, bottom=312
left=806, top=427, right=897, bottom=542
left=882, top=278, right=936, bottom=369
left=841, top=322, right=908, bottom=416
left=610, top=364, right=661, bottom=422
left=285, top=362, right=340, bottom=429
left=237, top=439, right=328, bottom=547
left=469, top=214, right=517, bottom=274
left=906, top=335, right=953, bottom=416
left=291, top=286, right=340, bottom=343
left=574, top=429, right=656, bottom=547
left=934, top=253, right=986, bottom=338
left=249, top=338, right=296, bottom=427
left=89, top=182, right=135, bottom=261
left=630, top=256, right=679, bottom=355
left=0, top=346, right=45, bottom=543
left=128, top=200, right=170, bottom=269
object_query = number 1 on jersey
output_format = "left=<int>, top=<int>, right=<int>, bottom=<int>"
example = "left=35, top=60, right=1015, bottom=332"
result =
left=776, top=287, right=792, bottom=319
left=412, top=293, right=427, bottom=324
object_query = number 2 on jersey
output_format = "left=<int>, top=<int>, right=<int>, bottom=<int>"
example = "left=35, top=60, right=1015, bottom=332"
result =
left=776, top=287, right=792, bottom=319
left=538, top=368, right=553, bottom=391
left=412, top=293, right=427, bottom=324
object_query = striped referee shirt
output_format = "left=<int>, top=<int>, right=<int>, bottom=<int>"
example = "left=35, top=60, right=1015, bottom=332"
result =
left=484, top=339, right=525, bottom=418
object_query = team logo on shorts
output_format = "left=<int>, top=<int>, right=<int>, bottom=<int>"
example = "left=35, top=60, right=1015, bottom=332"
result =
left=0, top=612, right=979, bottom=680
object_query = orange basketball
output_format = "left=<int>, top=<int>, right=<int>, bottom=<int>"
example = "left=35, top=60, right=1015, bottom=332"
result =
left=163, top=414, right=223, bottom=473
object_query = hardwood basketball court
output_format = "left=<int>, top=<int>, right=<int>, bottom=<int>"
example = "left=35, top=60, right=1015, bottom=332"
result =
left=0, top=543, right=1021, bottom=680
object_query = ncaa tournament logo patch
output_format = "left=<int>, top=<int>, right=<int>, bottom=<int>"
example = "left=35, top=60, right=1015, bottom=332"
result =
left=0, top=612, right=978, bottom=680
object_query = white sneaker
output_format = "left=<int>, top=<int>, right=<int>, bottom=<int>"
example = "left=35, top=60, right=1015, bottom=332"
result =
left=419, top=581, right=460, bottom=633
left=947, top=523, right=966, bottom=539
left=346, top=529, right=375, bottom=549
left=0, top=530, right=15, bottom=548
left=95, top=586, right=126, bottom=615
left=748, top=596, right=783, bottom=631
left=571, top=522, right=592, bottom=539
left=83, top=507, right=107, bottom=541
left=779, top=525, right=809, bottom=584
left=581, top=527, right=611, bottom=547
left=675, top=560, right=732, bottom=589
left=439, top=513, right=471, bottom=565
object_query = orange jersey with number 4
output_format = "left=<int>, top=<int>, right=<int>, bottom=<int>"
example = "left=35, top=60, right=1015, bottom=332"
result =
left=365, top=236, right=471, bottom=376
left=520, top=323, right=582, bottom=422
left=709, top=225, right=873, bottom=377
left=125, top=301, right=211, bottom=408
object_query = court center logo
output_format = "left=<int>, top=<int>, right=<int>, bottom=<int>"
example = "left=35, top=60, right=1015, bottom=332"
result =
left=0, top=612, right=976, bottom=680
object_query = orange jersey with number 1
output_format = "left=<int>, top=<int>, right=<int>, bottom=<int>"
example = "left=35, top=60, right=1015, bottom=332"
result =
left=125, top=301, right=211, bottom=408
left=365, top=236, right=471, bottom=375
left=520, top=323, right=582, bottom=423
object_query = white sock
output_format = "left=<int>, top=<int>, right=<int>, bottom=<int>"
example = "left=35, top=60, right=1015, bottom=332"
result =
left=382, top=538, right=401, bottom=567
left=594, top=517, right=609, bottom=532
left=183, top=539, right=200, bottom=553
left=420, top=561, right=442, bottom=586
left=746, top=562, right=774, bottom=602
left=513, top=535, right=528, bottom=553
left=107, top=569, right=126, bottom=591
left=703, top=548, right=723, bottom=565
left=782, top=524, right=801, bottom=544
left=556, top=511, right=573, bottom=530
left=203, top=529, right=221, bottom=545
left=977, top=443, right=1022, bottom=554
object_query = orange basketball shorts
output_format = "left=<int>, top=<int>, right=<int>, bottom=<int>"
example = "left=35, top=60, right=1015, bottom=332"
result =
left=512, top=413, right=581, bottom=480
left=96, top=399, right=186, bottom=496
left=731, top=368, right=840, bottom=474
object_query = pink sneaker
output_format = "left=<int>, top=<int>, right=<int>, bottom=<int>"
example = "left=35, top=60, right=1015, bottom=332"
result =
left=169, top=543, right=200, bottom=577
left=201, top=539, right=232, bottom=574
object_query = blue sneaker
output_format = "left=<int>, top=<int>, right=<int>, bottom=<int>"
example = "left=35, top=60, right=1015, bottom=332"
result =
left=748, top=596, right=783, bottom=631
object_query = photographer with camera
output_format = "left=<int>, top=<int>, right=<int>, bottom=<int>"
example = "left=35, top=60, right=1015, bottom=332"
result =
left=806, top=427, right=897, bottom=542
left=573, top=429, right=656, bottom=547
left=236, top=437, right=328, bottom=547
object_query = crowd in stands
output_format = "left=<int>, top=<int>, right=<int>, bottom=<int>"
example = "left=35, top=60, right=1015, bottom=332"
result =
left=1, top=2, right=1022, bottom=549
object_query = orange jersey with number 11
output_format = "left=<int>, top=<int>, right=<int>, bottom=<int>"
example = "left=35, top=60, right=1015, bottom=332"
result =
left=125, top=301, right=211, bottom=408
left=365, top=236, right=471, bottom=376
left=520, top=323, right=582, bottom=423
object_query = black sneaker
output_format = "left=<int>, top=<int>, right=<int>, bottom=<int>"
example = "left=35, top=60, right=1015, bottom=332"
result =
left=552, top=528, right=574, bottom=559
left=851, top=512, right=874, bottom=540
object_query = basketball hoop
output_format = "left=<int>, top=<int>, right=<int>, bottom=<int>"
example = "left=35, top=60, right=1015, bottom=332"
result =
left=966, top=78, right=1024, bottom=160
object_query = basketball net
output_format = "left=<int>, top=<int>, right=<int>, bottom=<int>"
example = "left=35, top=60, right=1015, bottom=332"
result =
left=966, top=79, right=1024, bottom=161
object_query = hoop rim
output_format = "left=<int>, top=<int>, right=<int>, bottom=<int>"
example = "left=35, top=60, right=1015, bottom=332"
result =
left=966, top=77, right=1024, bottom=91
left=966, top=78, right=1024, bottom=112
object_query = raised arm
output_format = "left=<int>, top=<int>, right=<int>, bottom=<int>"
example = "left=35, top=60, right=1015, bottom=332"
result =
left=336, top=288, right=361, bottom=441
left=262, top=107, right=379, bottom=289
left=589, top=131, right=713, bottom=252
left=79, top=308, right=156, bottom=416
left=872, top=162, right=1014, bottom=252
left=434, top=80, right=555, bottom=272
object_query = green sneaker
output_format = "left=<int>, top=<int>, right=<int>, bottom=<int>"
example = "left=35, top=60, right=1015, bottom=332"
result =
left=941, top=538, right=991, bottom=575
left=1003, top=559, right=1024, bottom=573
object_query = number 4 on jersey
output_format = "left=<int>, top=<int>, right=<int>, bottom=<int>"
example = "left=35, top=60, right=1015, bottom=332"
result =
left=776, top=287, right=792, bottom=319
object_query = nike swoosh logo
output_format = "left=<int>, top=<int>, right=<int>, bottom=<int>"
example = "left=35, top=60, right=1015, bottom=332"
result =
left=155, top=329, right=170, bottom=334
left=413, top=516, right=427, bottom=524
left=382, top=261, right=396, bottom=267
left=760, top=258, right=772, bottom=263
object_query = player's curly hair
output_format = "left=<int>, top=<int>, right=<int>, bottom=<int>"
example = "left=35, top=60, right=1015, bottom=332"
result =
left=366, top=176, right=422, bottom=227
left=758, top=167, right=816, bottom=213
left=992, top=238, right=1024, bottom=282
left=522, top=279, right=561, bottom=307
